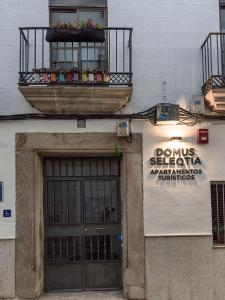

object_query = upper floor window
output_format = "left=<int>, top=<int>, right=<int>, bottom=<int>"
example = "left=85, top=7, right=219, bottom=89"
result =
left=49, top=1, right=107, bottom=69
left=50, top=8, right=106, bottom=26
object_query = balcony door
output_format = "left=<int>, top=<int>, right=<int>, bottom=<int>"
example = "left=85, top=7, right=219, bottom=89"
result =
left=44, top=157, right=122, bottom=291
left=50, top=8, right=106, bottom=70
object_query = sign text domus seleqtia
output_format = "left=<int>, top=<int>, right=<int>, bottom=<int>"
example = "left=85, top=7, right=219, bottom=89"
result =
left=150, top=148, right=202, bottom=180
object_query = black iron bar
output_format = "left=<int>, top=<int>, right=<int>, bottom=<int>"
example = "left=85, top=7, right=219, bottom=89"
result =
left=210, top=35, right=213, bottom=76
left=116, top=30, right=118, bottom=73
left=57, top=42, right=59, bottom=67
left=128, top=28, right=133, bottom=47
left=25, top=30, right=28, bottom=71
left=78, top=42, right=81, bottom=70
left=53, top=237, right=55, bottom=262
left=220, top=34, right=224, bottom=77
left=104, top=235, right=106, bottom=260
left=129, top=29, right=132, bottom=73
left=103, top=180, right=106, bottom=223
left=110, top=180, right=113, bottom=222
left=101, top=42, right=104, bottom=70
left=97, top=181, right=99, bottom=223
left=64, top=42, right=66, bottom=68
left=91, top=236, right=93, bottom=261
left=90, top=180, right=93, bottom=223
left=18, top=26, right=133, bottom=30
left=42, top=29, right=44, bottom=69
left=110, top=235, right=113, bottom=260
left=73, top=236, right=76, bottom=261
left=87, top=42, right=88, bottom=70
left=98, top=235, right=100, bottom=261
left=201, top=47, right=204, bottom=85
left=34, top=29, right=37, bottom=70
left=123, top=30, right=125, bottom=72
left=59, top=236, right=62, bottom=262
left=73, top=181, right=75, bottom=224
left=60, top=180, right=62, bottom=224
left=53, top=181, right=55, bottom=224
left=20, top=29, right=28, bottom=43
left=108, top=30, right=110, bottom=72
left=206, top=40, right=209, bottom=79
left=217, top=34, right=219, bottom=75
left=67, top=181, right=69, bottom=224
left=72, top=42, right=74, bottom=68
left=27, top=29, right=30, bottom=72
left=94, top=42, right=96, bottom=69
left=21, top=37, right=24, bottom=72
left=19, top=31, right=22, bottom=73
left=66, top=236, right=69, bottom=262
left=204, top=45, right=207, bottom=83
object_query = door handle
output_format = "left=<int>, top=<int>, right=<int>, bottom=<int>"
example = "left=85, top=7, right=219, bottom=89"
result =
left=84, top=228, right=88, bottom=232
left=95, top=227, right=105, bottom=230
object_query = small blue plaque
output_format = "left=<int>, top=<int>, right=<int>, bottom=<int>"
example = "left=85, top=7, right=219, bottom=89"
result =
left=116, top=234, right=123, bottom=241
left=0, top=182, right=2, bottom=202
left=3, top=210, right=11, bottom=218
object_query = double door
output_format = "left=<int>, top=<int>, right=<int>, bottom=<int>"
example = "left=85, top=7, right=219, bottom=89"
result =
left=44, top=157, right=122, bottom=291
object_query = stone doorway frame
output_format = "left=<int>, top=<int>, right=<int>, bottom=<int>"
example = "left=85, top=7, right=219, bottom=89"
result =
left=15, top=133, right=144, bottom=299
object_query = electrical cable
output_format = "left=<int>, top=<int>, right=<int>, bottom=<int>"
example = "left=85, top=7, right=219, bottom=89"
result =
left=0, top=104, right=225, bottom=125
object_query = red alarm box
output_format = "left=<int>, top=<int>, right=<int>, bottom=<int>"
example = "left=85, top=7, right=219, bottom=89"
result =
left=197, top=129, right=208, bottom=144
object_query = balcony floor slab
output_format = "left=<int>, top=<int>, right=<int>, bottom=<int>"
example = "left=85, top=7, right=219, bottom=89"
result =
left=19, top=85, right=133, bottom=115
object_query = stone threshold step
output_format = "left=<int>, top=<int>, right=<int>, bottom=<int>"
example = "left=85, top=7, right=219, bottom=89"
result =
left=6, top=291, right=125, bottom=300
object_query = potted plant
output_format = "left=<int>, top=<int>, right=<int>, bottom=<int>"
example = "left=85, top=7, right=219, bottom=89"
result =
left=46, top=18, right=105, bottom=43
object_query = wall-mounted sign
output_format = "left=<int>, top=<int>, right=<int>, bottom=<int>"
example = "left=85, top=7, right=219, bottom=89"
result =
left=150, top=148, right=202, bottom=181
left=3, top=209, right=11, bottom=218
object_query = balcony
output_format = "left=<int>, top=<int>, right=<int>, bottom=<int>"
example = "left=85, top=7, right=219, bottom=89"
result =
left=18, top=27, right=133, bottom=114
left=201, top=33, right=225, bottom=112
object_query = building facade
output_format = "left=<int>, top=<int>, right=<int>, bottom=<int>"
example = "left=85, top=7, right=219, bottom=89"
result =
left=1, top=0, right=225, bottom=299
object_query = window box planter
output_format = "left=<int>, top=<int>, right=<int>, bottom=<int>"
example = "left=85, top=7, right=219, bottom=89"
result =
left=46, top=28, right=106, bottom=43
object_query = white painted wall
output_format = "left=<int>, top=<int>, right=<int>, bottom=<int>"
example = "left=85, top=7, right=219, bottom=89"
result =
left=0, top=0, right=220, bottom=113
left=144, top=122, right=213, bottom=236
left=0, top=0, right=222, bottom=238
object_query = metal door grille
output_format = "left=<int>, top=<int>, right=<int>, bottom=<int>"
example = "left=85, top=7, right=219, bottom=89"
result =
left=85, top=235, right=120, bottom=261
left=44, top=157, right=122, bottom=291
left=47, top=236, right=81, bottom=263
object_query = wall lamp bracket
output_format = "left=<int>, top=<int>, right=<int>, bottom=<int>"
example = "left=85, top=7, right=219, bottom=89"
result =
left=170, top=136, right=182, bottom=142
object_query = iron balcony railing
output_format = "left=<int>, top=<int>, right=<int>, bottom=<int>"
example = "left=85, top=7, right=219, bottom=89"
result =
left=201, top=33, right=225, bottom=94
left=19, top=27, right=133, bottom=86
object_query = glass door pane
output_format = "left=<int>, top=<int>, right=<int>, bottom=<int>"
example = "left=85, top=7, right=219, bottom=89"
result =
left=79, top=10, right=106, bottom=25
left=79, top=10, right=106, bottom=72
left=51, top=11, right=78, bottom=24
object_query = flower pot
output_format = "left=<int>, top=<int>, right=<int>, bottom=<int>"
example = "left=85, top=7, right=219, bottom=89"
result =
left=50, top=73, right=57, bottom=82
left=73, top=72, right=79, bottom=82
left=42, top=73, right=49, bottom=83
left=95, top=73, right=102, bottom=82
left=82, top=72, right=88, bottom=82
left=88, top=73, right=95, bottom=82
left=103, top=73, right=110, bottom=83
left=59, top=73, right=65, bottom=83
left=66, top=73, right=72, bottom=82
left=46, top=28, right=106, bottom=43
